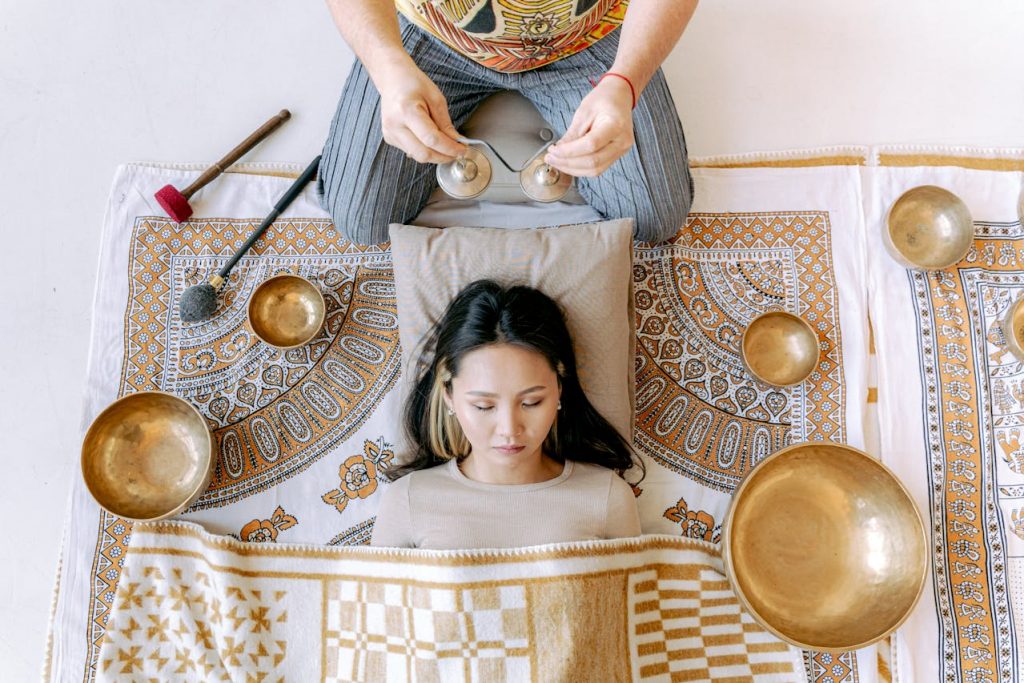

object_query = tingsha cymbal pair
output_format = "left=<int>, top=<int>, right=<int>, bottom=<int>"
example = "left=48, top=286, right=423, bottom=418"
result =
left=436, top=135, right=573, bottom=203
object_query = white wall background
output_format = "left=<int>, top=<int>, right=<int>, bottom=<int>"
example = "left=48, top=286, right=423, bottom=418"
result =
left=1, top=0, right=1022, bottom=679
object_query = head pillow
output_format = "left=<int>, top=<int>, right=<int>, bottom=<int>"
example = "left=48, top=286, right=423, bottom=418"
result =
left=389, top=219, right=636, bottom=448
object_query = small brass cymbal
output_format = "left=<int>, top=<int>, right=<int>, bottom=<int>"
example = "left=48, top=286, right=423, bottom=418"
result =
left=436, top=147, right=492, bottom=200
left=81, top=391, right=213, bottom=521
left=247, top=274, right=326, bottom=350
left=519, top=156, right=572, bottom=203
left=741, top=311, right=820, bottom=387
left=723, top=442, right=927, bottom=652
left=884, top=185, right=973, bottom=270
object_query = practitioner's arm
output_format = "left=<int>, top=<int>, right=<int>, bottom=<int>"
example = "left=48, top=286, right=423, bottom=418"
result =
left=544, top=0, right=698, bottom=177
left=324, top=0, right=466, bottom=163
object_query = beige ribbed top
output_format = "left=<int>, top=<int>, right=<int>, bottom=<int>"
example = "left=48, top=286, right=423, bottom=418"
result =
left=370, top=459, right=642, bottom=550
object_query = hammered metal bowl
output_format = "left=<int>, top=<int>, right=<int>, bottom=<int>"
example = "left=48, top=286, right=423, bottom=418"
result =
left=1002, top=297, right=1024, bottom=362
left=723, top=443, right=927, bottom=652
left=884, top=185, right=973, bottom=270
left=741, top=311, right=820, bottom=387
left=247, top=274, right=326, bottom=349
left=81, top=391, right=213, bottom=521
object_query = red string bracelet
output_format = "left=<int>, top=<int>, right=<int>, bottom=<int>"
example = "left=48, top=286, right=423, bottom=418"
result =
left=592, top=72, right=637, bottom=109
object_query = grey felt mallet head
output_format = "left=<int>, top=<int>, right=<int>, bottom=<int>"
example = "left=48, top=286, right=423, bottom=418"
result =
left=179, top=275, right=225, bottom=322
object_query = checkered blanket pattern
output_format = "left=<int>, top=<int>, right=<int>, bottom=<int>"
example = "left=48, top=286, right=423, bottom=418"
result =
left=94, top=521, right=802, bottom=682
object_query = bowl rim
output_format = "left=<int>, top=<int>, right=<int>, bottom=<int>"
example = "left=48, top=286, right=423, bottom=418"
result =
left=883, top=184, right=973, bottom=271
left=1001, top=295, right=1024, bottom=362
left=721, top=441, right=928, bottom=652
left=740, top=310, right=821, bottom=388
left=246, top=273, right=327, bottom=350
left=80, top=390, right=214, bottom=522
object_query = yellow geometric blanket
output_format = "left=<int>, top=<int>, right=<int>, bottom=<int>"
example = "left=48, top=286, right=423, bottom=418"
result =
left=95, top=521, right=801, bottom=681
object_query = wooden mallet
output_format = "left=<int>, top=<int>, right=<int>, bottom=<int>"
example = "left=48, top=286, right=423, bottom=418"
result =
left=155, top=109, right=291, bottom=223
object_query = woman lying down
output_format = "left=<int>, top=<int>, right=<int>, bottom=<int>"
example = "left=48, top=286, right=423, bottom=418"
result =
left=371, top=279, right=643, bottom=549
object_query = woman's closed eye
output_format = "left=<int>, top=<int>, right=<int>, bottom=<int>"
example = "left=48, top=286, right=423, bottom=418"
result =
left=471, top=400, right=543, bottom=411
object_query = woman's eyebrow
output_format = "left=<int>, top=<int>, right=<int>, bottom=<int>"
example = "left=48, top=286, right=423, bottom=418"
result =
left=466, top=385, right=548, bottom=397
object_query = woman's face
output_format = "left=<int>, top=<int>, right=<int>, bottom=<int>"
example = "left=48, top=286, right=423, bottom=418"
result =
left=446, top=343, right=561, bottom=473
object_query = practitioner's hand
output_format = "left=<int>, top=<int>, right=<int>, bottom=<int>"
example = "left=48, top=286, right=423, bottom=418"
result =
left=376, top=63, right=467, bottom=164
left=543, top=77, right=635, bottom=177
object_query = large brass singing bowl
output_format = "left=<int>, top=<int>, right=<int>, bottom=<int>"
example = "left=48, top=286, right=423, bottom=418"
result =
left=884, top=185, right=973, bottom=270
left=741, top=311, right=820, bottom=387
left=1002, top=297, right=1024, bottom=362
left=81, top=391, right=213, bottom=521
left=723, top=443, right=927, bottom=652
left=248, top=274, right=326, bottom=349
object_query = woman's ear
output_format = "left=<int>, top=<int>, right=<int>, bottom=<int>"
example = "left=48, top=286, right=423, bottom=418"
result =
left=443, top=389, right=454, bottom=413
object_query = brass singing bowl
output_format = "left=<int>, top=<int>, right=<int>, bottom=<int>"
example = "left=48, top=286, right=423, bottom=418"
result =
left=1002, top=297, right=1024, bottom=362
left=247, top=274, right=326, bottom=349
left=723, top=443, right=927, bottom=652
left=884, top=185, right=973, bottom=270
left=741, top=311, right=820, bottom=387
left=81, top=391, right=213, bottom=521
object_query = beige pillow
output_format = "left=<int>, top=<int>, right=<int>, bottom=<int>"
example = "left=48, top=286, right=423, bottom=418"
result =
left=389, top=220, right=636, bottom=445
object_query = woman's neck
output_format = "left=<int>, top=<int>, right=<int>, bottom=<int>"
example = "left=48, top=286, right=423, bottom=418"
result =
left=457, top=451, right=564, bottom=485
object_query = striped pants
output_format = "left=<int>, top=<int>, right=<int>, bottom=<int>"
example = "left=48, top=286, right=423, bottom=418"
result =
left=318, top=17, right=694, bottom=245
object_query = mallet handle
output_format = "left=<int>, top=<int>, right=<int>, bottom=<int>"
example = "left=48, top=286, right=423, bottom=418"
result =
left=182, top=109, right=291, bottom=199
left=217, top=155, right=321, bottom=280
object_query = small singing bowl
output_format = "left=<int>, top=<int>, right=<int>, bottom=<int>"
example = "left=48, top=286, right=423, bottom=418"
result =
left=884, top=185, right=973, bottom=270
left=247, top=274, right=326, bottom=349
left=741, top=311, right=820, bottom=387
left=723, top=443, right=927, bottom=652
left=1002, top=297, right=1024, bottom=362
left=81, top=391, right=213, bottom=521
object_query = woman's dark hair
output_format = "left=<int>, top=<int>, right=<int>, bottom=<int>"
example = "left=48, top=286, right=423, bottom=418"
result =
left=389, top=279, right=642, bottom=481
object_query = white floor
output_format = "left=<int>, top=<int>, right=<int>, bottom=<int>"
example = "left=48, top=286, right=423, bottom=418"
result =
left=2, top=1, right=1022, bottom=680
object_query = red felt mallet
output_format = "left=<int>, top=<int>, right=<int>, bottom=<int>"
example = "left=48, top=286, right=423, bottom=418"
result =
left=155, top=109, right=291, bottom=223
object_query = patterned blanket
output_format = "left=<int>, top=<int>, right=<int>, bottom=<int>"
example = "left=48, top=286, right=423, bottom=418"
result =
left=866, top=157, right=1024, bottom=683
left=94, top=521, right=801, bottom=681
left=50, top=156, right=882, bottom=682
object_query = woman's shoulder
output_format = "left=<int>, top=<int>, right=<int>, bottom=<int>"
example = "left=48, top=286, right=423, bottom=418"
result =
left=386, top=460, right=453, bottom=493
left=565, top=460, right=620, bottom=486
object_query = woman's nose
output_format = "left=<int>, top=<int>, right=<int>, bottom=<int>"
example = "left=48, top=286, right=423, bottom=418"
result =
left=496, top=406, right=522, bottom=437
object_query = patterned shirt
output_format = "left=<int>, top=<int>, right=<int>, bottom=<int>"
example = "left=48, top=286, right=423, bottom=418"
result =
left=394, top=0, right=628, bottom=73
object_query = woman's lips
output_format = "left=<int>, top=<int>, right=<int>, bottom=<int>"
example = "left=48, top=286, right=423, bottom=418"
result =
left=495, top=445, right=525, bottom=455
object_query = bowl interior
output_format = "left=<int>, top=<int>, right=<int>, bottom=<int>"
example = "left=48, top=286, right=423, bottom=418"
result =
left=742, top=312, right=819, bottom=386
left=887, top=185, right=973, bottom=269
left=82, top=393, right=212, bottom=521
left=727, top=444, right=926, bottom=650
left=248, top=275, right=325, bottom=348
